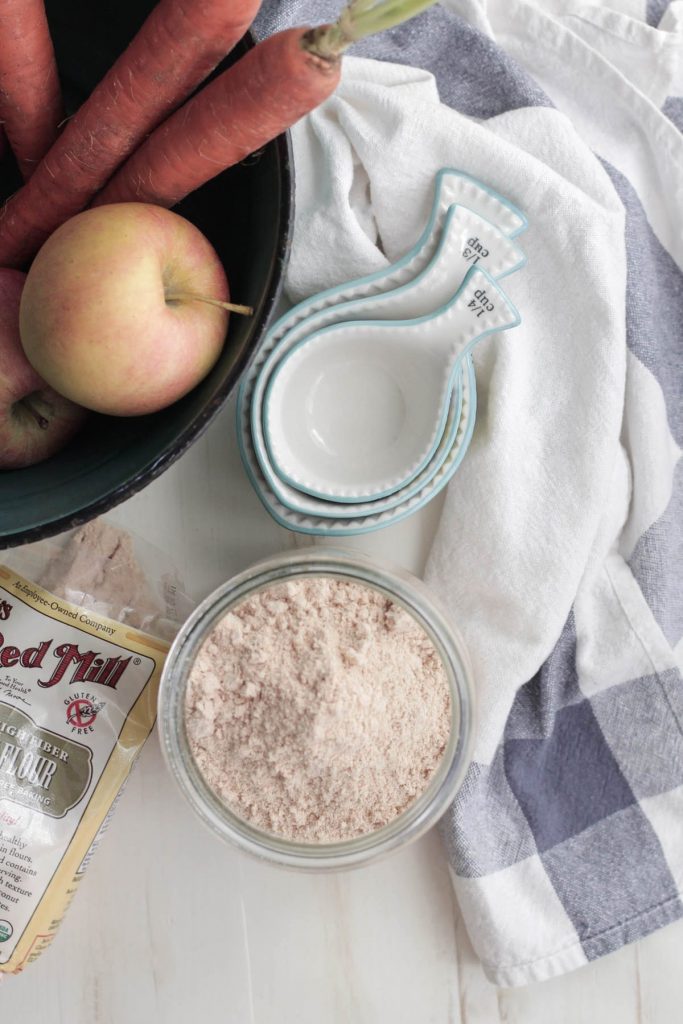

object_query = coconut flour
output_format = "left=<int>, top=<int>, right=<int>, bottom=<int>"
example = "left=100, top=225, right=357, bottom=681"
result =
left=185, top=576, right=452, bottom=843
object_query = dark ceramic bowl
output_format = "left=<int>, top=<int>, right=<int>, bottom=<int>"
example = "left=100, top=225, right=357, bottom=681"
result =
left=0, top=0, right=292, bottom=548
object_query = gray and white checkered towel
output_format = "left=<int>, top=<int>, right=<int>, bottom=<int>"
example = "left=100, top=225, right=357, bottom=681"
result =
left=254, top=0, right=683, bottom=986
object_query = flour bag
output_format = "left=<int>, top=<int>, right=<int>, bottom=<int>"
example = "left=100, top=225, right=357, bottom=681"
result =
left=0, top=519, right=186, bottom=973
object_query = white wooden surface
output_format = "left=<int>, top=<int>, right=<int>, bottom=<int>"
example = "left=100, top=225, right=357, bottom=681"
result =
left=2, top=396, right=683, bottom=1021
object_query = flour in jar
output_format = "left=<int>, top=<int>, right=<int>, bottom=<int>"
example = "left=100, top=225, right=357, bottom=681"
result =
left=185, top=576, right=452, bottom=842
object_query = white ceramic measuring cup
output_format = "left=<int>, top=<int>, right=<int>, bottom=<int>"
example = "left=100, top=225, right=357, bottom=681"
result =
left=264, top=266, right=520, bottom=501
left=254, top=372, right=463, bottom=519
left=237, top=355, right=477, bottom=536
left=253, top=201, right=528, bottom=505
left=236, top=168, right=527, bottom=501
left=252, top=204, right=524, bottom=512
left=256, top=167, right=527, bottom=359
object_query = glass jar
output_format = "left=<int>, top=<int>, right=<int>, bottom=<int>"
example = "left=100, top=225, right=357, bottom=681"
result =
left=158, top=548, right=474, bottom=870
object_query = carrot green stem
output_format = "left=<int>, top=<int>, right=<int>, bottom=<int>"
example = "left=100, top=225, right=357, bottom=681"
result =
left=304, top=0, right=439, bottom=59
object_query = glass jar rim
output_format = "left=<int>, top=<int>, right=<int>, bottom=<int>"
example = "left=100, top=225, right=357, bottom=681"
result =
left=158, top=548, right=474, bottom=870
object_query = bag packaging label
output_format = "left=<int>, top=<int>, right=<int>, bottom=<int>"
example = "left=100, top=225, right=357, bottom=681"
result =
left=0, top=566, right=168, bottom=971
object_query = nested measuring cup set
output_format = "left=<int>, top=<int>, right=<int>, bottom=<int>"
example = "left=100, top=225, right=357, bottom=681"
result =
left=237, top=169, right=528, bottom=536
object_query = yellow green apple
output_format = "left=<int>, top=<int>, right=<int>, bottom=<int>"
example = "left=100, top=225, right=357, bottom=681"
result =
left=19, top=203, right=235, bottom=417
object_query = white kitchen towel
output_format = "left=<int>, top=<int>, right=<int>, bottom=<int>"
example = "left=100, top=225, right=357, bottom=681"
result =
left=253, top=0, right=683, bottom=986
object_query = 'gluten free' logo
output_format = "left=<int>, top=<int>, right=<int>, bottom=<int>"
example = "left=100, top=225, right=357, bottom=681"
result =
left=65, top=693, right=106, bottom=734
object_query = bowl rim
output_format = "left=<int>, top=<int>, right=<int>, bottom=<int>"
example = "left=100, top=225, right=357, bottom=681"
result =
left=2, top=128, right=293, bottom=550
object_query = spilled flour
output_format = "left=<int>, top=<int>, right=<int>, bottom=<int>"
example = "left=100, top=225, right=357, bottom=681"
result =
left=184, top=576, right=451, bottom=842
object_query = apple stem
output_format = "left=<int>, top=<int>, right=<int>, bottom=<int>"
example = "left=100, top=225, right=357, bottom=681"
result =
left=165, top=291, right=254, bottom=316
left=22, top=397, right=49, bottom=430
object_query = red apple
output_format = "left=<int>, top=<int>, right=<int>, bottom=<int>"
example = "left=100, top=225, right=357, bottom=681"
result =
left=19, top=203, right=236, bottom=417
left=0, top=269, right=86, bottom=470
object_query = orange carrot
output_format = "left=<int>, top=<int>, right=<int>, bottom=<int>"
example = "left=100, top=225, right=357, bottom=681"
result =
left=0, top=0, right=63, bottom=180
left=94, top=0, right=439, bottom=211
left=0, top=0, right=263, bottom=268
left=95, top=27, right=341, bottom=210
